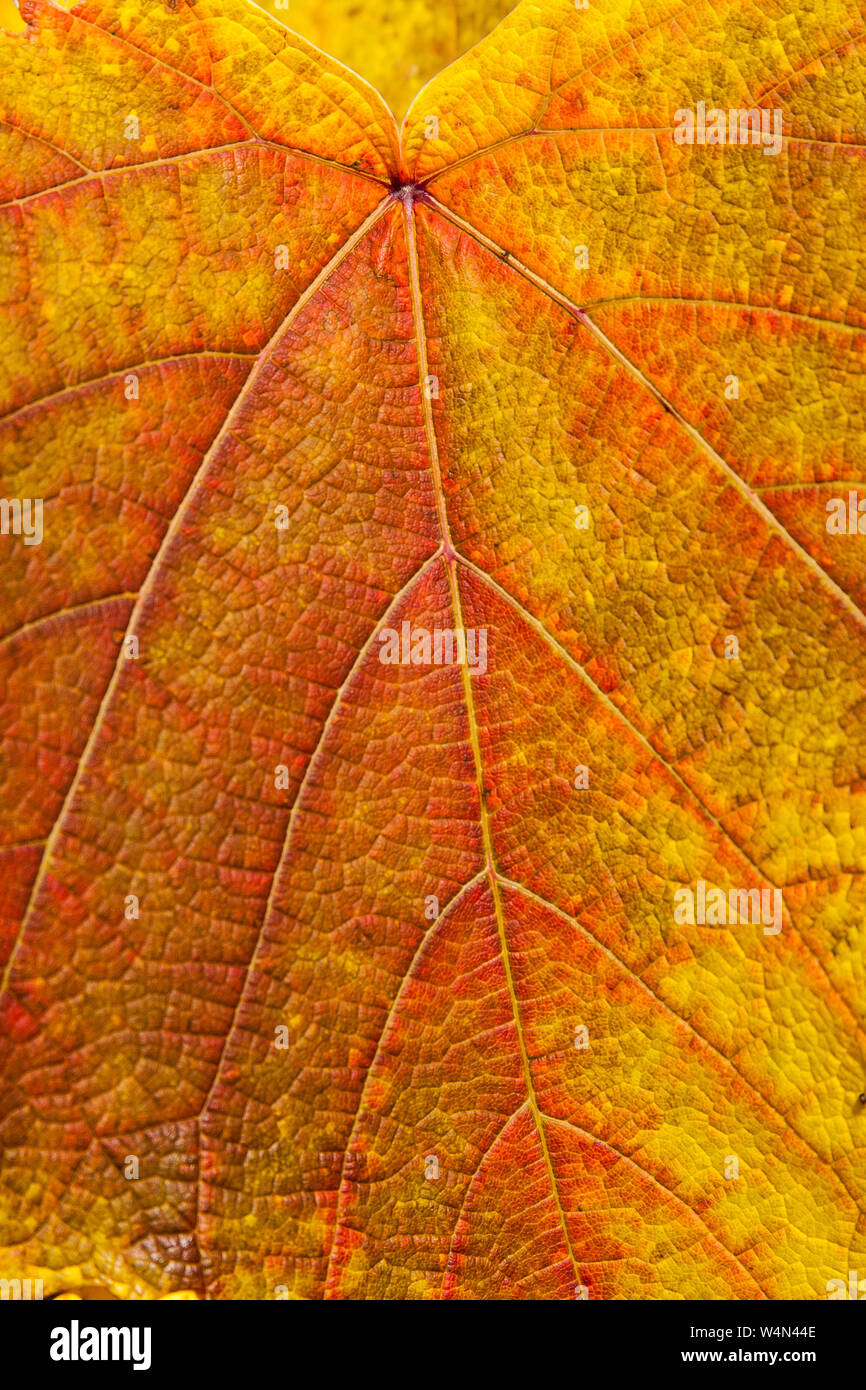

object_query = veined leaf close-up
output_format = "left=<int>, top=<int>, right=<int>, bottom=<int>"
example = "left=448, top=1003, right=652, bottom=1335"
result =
left=0, top=0, right=864, bottom=1303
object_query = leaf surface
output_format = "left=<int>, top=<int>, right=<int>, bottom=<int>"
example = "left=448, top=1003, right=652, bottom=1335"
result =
left=0, top=0, right=864, bottom=1300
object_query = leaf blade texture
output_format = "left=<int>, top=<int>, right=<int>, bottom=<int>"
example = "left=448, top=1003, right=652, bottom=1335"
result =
left=0, top=0, right=864, bottom=1300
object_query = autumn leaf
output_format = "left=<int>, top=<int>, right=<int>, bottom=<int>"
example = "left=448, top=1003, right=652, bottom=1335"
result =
left=0, top=0, right=864, bottom=1302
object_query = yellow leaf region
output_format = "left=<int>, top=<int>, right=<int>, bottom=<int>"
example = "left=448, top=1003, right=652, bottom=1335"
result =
left=0, top=0, right=864, bottom=1301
